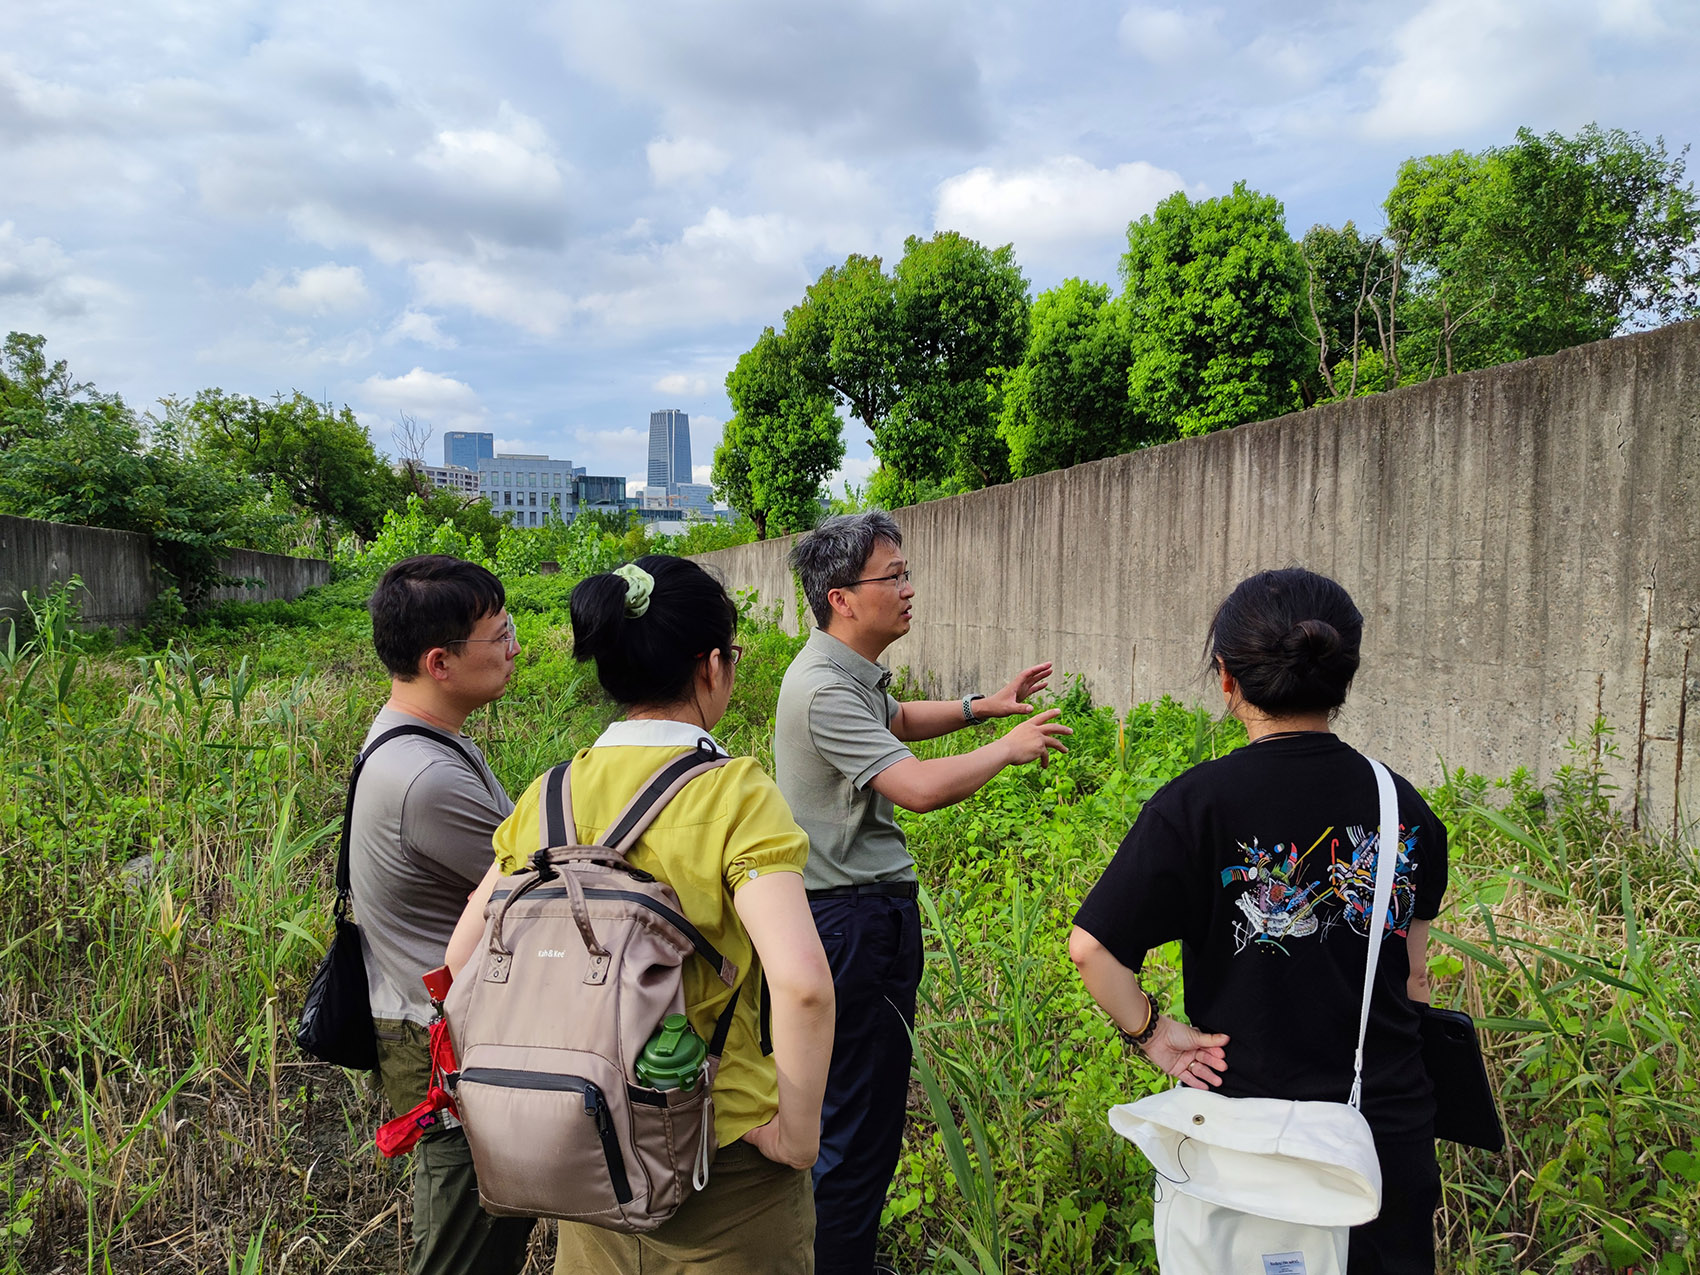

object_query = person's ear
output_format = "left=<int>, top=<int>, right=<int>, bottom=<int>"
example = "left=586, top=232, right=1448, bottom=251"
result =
left=827, top=586, right=857, bottom=623
left=422, top=646, right=454, bottom=683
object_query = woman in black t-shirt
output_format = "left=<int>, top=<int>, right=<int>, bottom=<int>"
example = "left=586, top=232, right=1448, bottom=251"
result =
left=1070, top=568, right=1446, bottom=1275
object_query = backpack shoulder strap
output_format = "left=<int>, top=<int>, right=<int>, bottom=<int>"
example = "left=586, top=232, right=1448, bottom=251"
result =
left=1350, top=756, right=1402, bottom=1110
left=337, top=724, right=482, bottom=904
left=596, top=740, right=731, bottom=857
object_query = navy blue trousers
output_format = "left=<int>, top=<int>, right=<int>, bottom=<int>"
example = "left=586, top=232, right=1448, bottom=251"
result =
left=809, top=894, right=924, bottom=1275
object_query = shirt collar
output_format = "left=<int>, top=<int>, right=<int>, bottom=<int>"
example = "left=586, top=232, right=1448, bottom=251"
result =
left=591, top=718, right=728, bottom=755
left=807, top=627, right=893, bottom=691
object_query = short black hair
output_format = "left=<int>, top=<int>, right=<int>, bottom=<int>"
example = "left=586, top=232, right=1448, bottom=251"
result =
left=1207, top=568, right=1363, bottom=714
left=570, top=555, right=737, bottom=706
left=790, top=511, right=903, bottom=628
left=369, top=555, right=506, bottom=680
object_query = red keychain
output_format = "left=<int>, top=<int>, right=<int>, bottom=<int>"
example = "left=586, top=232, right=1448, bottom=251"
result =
left=375, top=965, right=461, bottom=1157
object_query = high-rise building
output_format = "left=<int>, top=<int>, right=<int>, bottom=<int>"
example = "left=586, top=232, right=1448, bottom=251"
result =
left=444, top=431, right=495, bottom=469
left=647, top=410, right=691, bottom=495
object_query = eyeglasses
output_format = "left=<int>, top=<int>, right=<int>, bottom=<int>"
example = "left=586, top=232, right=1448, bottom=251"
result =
left=448, top=616, right=519, bottom=654
left=847, top=568, right=913, bottom=588
left=694, top=644, right=744, bottom=665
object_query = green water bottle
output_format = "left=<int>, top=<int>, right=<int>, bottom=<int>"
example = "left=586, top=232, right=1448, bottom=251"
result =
left=635, top=1013, right=706, bottom=1092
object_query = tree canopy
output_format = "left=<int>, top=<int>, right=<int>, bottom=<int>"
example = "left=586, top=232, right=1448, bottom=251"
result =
left=1122, top=182, right=1309, bottom=439
left=712, top=329, right=845, bottom=538
left=997, top=278, right=1145, bottom=478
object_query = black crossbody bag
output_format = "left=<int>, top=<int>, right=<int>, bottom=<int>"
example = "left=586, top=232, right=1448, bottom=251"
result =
left=1420, top=1003, right=1504, bottom=1151
left=296, top=725, right=480, bottom=1070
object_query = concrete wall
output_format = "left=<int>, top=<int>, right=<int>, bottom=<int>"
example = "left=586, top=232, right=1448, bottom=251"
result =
left=697, top=320, right=1700, bottom=838
left=0, top=515, right=330, bottom=627
left=207, top=548, right=332, bottom=606
left=0, top=516, right=155, bottom=628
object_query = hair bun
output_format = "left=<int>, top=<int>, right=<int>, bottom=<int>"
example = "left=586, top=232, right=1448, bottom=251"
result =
left=1284, top=619, right=1343, bottom=664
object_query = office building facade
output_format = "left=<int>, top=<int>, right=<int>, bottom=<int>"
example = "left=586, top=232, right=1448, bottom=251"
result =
left=475, top=454, right=577, bottom=526
left=444, top=431, right=495, bottom=469
left=417, top=464, right=480, bottom=496
left=647, top=410, right=691, bottom=495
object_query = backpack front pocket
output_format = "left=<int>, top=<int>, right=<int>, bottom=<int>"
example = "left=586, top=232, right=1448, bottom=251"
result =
left=455, top=1051, right=634, bottom=1221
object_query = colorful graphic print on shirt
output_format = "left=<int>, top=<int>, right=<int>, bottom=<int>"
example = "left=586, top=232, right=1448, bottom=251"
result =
left=1221, top=821, right=1419, bottom=955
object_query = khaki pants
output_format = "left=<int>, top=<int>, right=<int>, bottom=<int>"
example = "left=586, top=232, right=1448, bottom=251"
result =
left=553, top=1140, right=814, bottom=1275
left=375, top=1019, right=535, bottom=1275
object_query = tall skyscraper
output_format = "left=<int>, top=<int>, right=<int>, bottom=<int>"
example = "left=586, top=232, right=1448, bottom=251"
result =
left=647, top=410, right=691, bottom=495
left=444, top=431, right=495, bottom=469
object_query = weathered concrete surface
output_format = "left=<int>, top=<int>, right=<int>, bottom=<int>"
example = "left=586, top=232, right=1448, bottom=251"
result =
left=698, top=320, right=1700, bottom=838
left=0, top=515, right=330, bottom=627
left=207, top=548, right=332, bottom=606
left=0, top=515, right=154, bottom=627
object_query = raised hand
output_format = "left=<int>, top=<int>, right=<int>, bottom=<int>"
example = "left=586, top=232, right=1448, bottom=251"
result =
left=981, top=661, right=1054, bottom=718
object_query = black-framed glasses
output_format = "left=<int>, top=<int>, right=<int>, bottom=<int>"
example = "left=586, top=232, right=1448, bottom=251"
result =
left=694, top=644, right=744, bottom=665
left=847, top=568, right=913, bottom=588
left=448, top=616, right=518, bottom=653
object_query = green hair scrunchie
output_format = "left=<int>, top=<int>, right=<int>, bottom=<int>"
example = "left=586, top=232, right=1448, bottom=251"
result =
left=614, top=563, right=654, bottom=618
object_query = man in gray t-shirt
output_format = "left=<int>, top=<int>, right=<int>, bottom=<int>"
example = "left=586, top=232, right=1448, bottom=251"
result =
left=774, top=513, right=1070, bottom=1275
left=350, top=555, right=533, bottom=1275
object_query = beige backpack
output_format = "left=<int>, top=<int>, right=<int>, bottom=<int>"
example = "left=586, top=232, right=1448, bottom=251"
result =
left=444, top=742, right=743, bottom=1231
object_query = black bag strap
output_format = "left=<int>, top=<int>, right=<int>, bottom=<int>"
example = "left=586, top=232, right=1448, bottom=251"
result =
left=335, top=724, right=481, bottom=913
left=707, top=983, right=742, bottom=1060
left=759, top=973, right=773, bottom=1057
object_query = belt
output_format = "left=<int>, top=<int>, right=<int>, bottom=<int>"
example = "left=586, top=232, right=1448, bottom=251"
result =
left=806, top=882, right=920, bottom=900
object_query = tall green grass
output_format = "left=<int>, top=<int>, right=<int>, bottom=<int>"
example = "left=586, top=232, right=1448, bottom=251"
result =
left=1, top=580, right=1695, bottom=1272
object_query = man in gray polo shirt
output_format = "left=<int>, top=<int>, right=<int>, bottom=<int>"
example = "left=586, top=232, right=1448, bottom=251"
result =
left=350, top=554, right=534, bottom=1275
left=775, top=512, right=1070, bottom=1275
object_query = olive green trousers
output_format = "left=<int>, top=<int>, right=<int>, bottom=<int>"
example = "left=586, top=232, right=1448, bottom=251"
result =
left=376, top=1018, right=535, bottom=1275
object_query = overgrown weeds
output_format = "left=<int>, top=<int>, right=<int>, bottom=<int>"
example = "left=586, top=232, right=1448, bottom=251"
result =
left=3, top=582, right=1695, bottom=1272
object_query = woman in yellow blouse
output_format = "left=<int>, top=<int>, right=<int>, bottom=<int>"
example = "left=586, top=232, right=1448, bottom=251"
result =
left=446, top=555, right=834, bottom=1275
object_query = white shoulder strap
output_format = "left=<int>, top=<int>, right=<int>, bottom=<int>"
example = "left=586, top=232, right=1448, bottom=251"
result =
left=1349, top=757, right=1401, bottom=1110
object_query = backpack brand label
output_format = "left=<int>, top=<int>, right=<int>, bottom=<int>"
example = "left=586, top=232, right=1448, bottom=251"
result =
left=1262, top=1255, right=1307, bottom=1275
left=537, top=949, right=566, bottom=959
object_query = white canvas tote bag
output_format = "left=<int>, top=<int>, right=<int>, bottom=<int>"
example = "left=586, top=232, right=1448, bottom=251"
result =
left=1108, top=758, right=1403, bottom=1275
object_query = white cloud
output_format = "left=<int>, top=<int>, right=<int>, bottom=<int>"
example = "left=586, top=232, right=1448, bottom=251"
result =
left=556, top=0, right=989, bottom=150
left=359, top=367, right=486, bottom=430
left=1360, top=0, right=1599, bottom=140
left=574, top=207, right=821, bottom=329
left=0, top=221, right=122, bottom=318
left=828, top=454, right=879, bottom=492
left=934, top=156, right=1188, bottom=257
left=409, top=259, right=574, bottom=336
left=646, top=136, right=730, bottom=185
left=248, top=263, right=371, bottom=315
left=1118, top=6, right=1218, bottom=62
left=386, top=309, right=456, bottom=348
left=652, top=371, right=714, bottom=396
left=418, top=105, right=564, bottom=198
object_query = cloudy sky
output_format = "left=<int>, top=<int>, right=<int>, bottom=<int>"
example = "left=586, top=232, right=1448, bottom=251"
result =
left=4, top=0, right=1697, bottom=494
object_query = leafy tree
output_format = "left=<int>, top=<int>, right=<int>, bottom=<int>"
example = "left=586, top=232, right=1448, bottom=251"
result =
left=1387, top=125, right=1700, bottom=377
left=1297, top=222, right=1403, bottom=400
left=1121, top=183, right=1308, bottom=438
left=712, top=329, right=843, bottom=539
left=875, top=232, right=1030, bottom=492
left=997, top=278, right=1150, bottom=477
left=188, top=389, right=403, bottom=552
left=786, top=254, right=899, bottom=439
left=0, top=340, right=278, bottom=606
left=1, top=331, right=130, bottom=453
